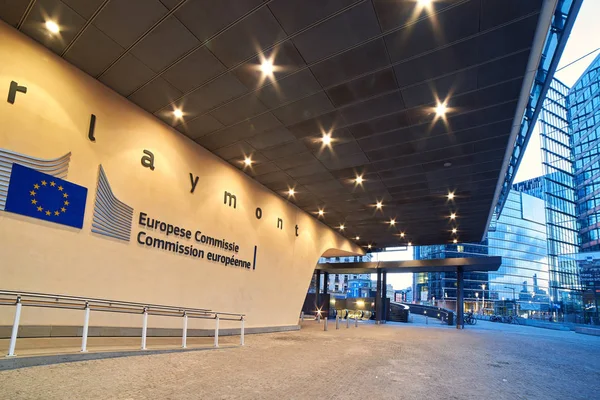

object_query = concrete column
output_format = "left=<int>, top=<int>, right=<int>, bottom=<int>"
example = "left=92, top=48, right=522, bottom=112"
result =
left=456, top=267, right=464, bottom=329
left=323, top=272, right=329, bottom=294
left=382, top=271, right=387, bottom=322
left=376, top=270, right=382, bottom=323
left=315, top=270, right=321, bottom=312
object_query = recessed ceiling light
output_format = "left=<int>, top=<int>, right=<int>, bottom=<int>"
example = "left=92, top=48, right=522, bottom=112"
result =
left=244, top=156, right=252, bottom=167
left=318, top=209, right=324, bottom=216
left=453, top=239, right=458, bottom=244
left=355, top=175, right=364, bottom=185
left=400, top=232, right=405, bottom=238
left=322, top=133, right=332, bottom=145
left=355, top=236, right=360, bottom=240
left=452, top=228, right=457, bottom=234
left=389, top=219, right=396, bottom=226
left=376, top=201, right=383, bottom=209
left=419, top=0, right=432, bottom=5
left=368, top=244, right=372, bottom=249
left=450, top=213, right=456, bottom=220
left=435, top=102, right=447, bottom=117
left=45, top=20, right=60, bottom=34
left=447, top=192, right=455, bottom=200
left=339, top=224, right=345, bottom=231
left=260, top=59, right=274, bottom=75
left=408, top=241, right=412, bottom=246
left=287, top=188, right=295, bottom=196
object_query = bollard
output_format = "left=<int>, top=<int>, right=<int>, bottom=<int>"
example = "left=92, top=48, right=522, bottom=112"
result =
left=346, top=316, right=349, bottom=328
left=336, top=315, right=340, bottom=330
left=355, top=317, right=358, bottom=328
left=182, top=313, right=188, bottom=349
left=301, top=311, right=304, bottom=322
left=426, top=315, right=428, bottom=325
left=7, top=297, right=22, bottom=357
left=81, top=303, right=90, bottom=353
left=141, top=308, right=148, bottom=350
left=324, top=317, right=328, bottom=331
left=240, top=317, right=245, bottom=346
left=317, top=313, right=321, bottom=323
left=214, top=314, right=220, bottom=348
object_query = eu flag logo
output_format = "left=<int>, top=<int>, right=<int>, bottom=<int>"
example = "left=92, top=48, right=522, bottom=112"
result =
left=4, top=164, right=87, bottom=229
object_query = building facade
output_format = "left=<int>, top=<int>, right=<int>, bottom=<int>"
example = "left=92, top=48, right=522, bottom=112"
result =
left=415, top=188, right=552, bottom=317
left=538, top=79, right=582, bottom=312
left=569, top=55, right=600, bottom=251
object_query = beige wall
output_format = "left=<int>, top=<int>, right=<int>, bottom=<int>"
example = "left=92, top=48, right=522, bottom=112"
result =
left=0, top=21, right=362, bottom=330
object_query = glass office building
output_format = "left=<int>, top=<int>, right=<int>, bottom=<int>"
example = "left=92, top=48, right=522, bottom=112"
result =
left=538, top=79, right=582, bottom=311
left=414, top=188, right=551, bottom=317
left=568, top=54, right=600, bottom=251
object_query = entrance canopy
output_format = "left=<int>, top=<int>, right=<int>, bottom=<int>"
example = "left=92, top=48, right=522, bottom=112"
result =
left=0, top=1, right=571, bottom=247
left=317, top=256, right=502, bottom=274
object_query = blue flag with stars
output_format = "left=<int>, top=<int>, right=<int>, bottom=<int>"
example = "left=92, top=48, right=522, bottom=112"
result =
left=4, top=164, right=87, bottom=229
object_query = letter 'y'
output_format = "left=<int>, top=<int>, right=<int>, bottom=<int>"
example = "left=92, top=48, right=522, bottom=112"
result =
left=189, top=173, right=199, bottom=193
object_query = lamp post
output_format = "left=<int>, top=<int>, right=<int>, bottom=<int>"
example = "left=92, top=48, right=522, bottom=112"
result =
left=481, top=284, right=486, bottom=314
left=475, top=292, right=479, bottom=313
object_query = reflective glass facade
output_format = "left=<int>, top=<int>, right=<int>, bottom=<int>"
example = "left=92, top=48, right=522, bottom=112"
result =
left=539, top=79, right=581, bottom=307
left=415, top=190, right=552, bottom=317
left=569, top=54, right=600, bottom=251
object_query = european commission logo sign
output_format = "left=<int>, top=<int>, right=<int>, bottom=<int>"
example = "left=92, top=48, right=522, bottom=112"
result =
left=4, top=164, right=87, bottom=229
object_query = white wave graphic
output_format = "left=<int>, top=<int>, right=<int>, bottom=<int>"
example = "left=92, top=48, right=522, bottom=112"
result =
left=91, top=165, right=133, bottom=242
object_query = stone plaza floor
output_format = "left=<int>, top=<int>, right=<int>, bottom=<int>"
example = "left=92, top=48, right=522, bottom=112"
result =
left=1, top=317, right=599, bottom=399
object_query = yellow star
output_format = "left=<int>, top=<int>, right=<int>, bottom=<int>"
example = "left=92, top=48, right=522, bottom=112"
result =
left=37, top=206, right=43, bottom=212
left=31, top=199, right=37, bottom=205
left=41, top=180, right=47, bottom=186
left=33, top=184, right=40, bottom=189
left=54, top=210, right=60, bottom=216
left=63, top=193, right=68, bottom=198
left=45, top=210, right=51, bottom=216
left=64, top=200, right=70, bottom=206
left=58, top=186, right=63, bottom=191
left=30, top=190, right=36, bottom=196
left=61, top=207, right=66, bottom=213
left=50, top=181, right=56, bottom=187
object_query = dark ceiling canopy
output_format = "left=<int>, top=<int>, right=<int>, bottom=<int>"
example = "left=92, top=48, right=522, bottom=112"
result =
left=0, top=0, right=547, bottom=248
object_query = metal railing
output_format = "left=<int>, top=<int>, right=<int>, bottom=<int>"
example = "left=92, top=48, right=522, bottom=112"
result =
left=0, top=290, right=245, bottom=357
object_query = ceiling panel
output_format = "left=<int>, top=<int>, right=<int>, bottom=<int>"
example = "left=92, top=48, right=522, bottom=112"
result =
left=20, top=0, right=86, bottom=54
left=93, top=0, right=167, bottom=48
left=99, top=54, right=156, bottom=97
left=206, top=6, right=285, bottom=68
left=130, top=16, right=199, bottom=73
left=309, top=39, right=389, bottom=87
left=64, top=24, right=124, bottom=77
left=170, top=73, right=248, bottom=119
left=0, top=0, right=33, bottom=26
left=178, top=114, right=225, bottom=140
left=291, top=1, right=381, bottom=64
left=161, top=47, right=225, bottom=93
left=128, top=77, right=182, bottom=113
left=209, top=94, right=268, bottom=126
left=168, top=0, right=264, bottom=42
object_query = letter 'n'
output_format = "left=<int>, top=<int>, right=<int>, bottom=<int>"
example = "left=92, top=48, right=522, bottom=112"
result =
left=277, top=218, right=283, bottom=230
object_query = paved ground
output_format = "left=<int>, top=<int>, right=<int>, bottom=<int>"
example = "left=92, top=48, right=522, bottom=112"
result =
left=1, top=317, right=599, bottom=399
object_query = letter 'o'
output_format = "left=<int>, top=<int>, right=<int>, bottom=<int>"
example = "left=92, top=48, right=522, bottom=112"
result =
left=255, top=207, right=262, bottom=219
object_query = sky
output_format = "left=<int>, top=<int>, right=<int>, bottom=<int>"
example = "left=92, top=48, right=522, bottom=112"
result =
left=382, top=1, right=600, bottom=291
left=514, top=0, right=600, bottom=183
